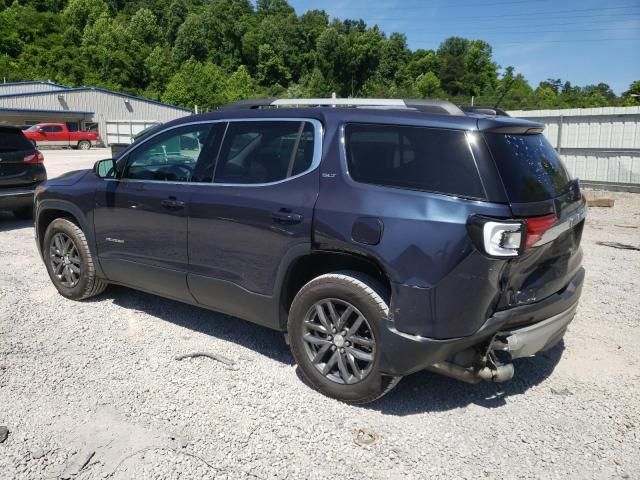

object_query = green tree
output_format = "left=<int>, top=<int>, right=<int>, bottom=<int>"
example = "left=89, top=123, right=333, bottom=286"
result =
left=63, top=0, right=109, bottom=32
left=173, top=14, right=208, bottom=63
left=415, top=71, right=441, bottom=98
left=162, top=59, right=227, bottom=109
left=621, top=80, right=640, bottom=106
left=256, top=43, right=290, bottom=86
left=223, top=65, right=257, bottom=102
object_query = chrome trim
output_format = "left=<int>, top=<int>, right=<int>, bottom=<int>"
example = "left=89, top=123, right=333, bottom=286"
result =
left=0, top=190, right=33, bottom=197
left=114, top=118, right=324, bottom=188
left=532, top=205, right=586, bottom=247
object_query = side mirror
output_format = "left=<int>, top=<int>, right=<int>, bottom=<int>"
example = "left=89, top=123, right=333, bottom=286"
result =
left=38, top=128, right=45, bottom=134
left=93, top=158, right=117, bottom=179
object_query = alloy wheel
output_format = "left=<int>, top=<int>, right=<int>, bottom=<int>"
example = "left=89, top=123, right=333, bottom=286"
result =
left=49, top=232, right=81, bottom=288
left=302, top=298, right=376, bottom=385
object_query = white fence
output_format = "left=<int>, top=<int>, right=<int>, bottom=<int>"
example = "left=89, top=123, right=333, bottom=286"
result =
left=507, top=106, right=640, bottom=190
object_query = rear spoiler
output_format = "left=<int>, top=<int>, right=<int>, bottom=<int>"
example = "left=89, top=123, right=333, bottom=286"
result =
left=460, top=106, right=511, bottom=117
left=477, top=117, right=545, bottom=135
left=484, top=126, right=545, bottom=135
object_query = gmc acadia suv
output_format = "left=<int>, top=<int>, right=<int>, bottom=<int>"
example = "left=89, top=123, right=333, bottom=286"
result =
left=35, top=99, right=586, bottom=404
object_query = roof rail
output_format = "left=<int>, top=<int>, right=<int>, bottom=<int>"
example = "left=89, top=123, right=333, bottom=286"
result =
left=221, top=98, right=466, bottom=116
left=460, top=106, right=511, bottom=117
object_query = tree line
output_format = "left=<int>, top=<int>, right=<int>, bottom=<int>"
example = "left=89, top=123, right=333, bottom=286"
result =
left=1, top=0, right=639, bottom=111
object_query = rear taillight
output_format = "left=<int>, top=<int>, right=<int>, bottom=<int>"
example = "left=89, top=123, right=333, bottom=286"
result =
left=468, top=213, right=558, bottom=258
left=24, top=150, right=44, bottom=164
left=523, top=214, right=557, bottom=250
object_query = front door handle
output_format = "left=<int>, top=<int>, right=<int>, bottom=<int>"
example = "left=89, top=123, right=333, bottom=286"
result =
left=272, top=209, right=303, bottom=225
left=161, top=197, right=186, bottom=210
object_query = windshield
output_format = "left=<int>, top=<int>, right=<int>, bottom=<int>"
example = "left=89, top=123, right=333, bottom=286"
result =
left=484, top=133, right=572, bottom=203
left=27, top=125, right=40, bottom=132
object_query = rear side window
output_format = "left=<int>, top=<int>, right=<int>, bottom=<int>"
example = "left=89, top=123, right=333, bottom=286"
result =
left=484, top=133, right=571, bottom=202
left=214, top=121, right=315, bottom=184
left=345, top=124, right=485, bottom=199
left=0, top=129, right=33, bottom=152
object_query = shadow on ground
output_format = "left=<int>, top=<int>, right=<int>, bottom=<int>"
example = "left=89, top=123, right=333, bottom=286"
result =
left=100, top=285, right=292, bottom=366
left=97, top=284, right=564, bottom=416
left=0, top=212, right=33, bottom=232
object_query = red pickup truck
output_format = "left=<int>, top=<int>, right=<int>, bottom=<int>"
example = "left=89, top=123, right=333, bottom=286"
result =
left=24, top=123, right=100, bottom=150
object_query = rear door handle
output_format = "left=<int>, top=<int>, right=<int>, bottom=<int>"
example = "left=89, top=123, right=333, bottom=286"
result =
left=161, top=198, right=186, bottom=210
left=272, top=209, right=303, bottom=225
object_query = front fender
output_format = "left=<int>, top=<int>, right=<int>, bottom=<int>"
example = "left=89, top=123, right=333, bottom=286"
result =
left=35, top=199, right=105, bottom=278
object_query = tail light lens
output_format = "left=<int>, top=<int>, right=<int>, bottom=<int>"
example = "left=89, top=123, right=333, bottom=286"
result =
left=24, top=150, right=44, bottom=164
left=481, top=221, right=525, bottom=257
left=468, top=213, right=558, bottom=258
left=524, top=214, right=557, bottom=250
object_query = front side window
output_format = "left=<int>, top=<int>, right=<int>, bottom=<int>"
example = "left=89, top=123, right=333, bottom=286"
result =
left=44, top=125, right=63, bottom=133
left=345, top=123, right=486, bottom=199
left=123, top=125, right=212, bottom=182
left=214, top=121, right=316, bottom=184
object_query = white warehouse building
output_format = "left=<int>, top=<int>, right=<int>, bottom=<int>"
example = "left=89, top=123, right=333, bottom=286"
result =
left=508, top=106, right=640, bottom=192
left=0, top=81, right=192, bottom=146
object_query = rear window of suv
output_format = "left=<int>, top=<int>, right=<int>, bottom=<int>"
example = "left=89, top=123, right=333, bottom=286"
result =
left=345, top=124, right=485, bottom=199
left=0, top=128, right=33, bottom=153
left=483, top=133, right=572, bottom=202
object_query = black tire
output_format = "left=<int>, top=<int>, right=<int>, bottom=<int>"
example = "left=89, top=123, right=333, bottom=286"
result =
left=288, top=271, right=401, bottom=404
left=77, top=140, right=91, bottom=150
left=43, top=218, right=107, bottom=300
left=30, top=140, right=37, bottom=148
left=13, top=206, right=33, bottom=220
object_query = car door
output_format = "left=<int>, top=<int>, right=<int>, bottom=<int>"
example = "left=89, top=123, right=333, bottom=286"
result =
left=188, top=119, right=322, bottom=328
left=46, top=125, right=67, bottom=146
left=93, top=122, right=222, bottom=302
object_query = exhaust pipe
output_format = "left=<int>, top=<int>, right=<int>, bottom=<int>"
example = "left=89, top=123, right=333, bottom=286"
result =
left=427, top=361, right=514, bottom=384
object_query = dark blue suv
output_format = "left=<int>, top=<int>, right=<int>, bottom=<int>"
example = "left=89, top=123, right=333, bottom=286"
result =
left=35, top=99, right=586, bottom=403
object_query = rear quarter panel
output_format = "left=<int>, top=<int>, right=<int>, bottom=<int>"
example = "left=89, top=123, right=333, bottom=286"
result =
left=313, top=121, right=514, bottom=338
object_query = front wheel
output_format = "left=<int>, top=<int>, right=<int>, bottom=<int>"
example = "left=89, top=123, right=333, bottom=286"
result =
left=288, top=271, right=401, bottom=404
left=43, top=218, right=107, bottom=300
left=77, top=140, right=91, bottom=150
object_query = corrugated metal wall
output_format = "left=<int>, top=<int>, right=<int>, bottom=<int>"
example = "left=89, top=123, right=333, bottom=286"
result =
left=0, top=82, right=69, bottom=95
left=508, top=106, right=640, bottom=189
left=0, top=88, right=191, bottom=145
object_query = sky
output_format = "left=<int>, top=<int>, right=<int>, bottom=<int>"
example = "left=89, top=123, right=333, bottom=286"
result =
left=288, top=0, right=640, bottom=94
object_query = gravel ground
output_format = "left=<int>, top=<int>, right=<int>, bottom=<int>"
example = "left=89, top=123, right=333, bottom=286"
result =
left=0, top=151, right=639, bottom=479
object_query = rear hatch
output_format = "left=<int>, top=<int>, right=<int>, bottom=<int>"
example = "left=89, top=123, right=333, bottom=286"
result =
left=0, top=127, right=46, bottom=188
left=482, top=127, right=585, bottom=312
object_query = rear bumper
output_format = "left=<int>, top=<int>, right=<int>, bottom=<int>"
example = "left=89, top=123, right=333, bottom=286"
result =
left=497, top=302, right=577, bottom=359
left=379, top=267, right=584, bottom=376
left=0, top=186, right=37, bottom=211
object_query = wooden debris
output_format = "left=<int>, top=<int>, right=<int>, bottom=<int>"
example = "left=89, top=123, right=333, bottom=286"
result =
left=586, top=198, right=615, bottom=208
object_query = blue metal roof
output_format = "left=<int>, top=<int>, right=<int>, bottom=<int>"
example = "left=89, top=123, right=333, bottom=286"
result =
left=0, top=80, right=70, bottom=89
left=0, top=86, right=192, bottom=113
left=0, top=107, right=93, bottom=115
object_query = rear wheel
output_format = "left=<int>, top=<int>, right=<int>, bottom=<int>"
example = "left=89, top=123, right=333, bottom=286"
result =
left=77, top=140, right=91, bottom=150
left=43, top=218, right=107, bottom=300
left=288, top=271, right=401, bottom=404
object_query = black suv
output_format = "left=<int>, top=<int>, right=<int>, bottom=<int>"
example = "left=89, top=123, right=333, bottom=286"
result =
left=0, top=125, right=46, bottom=218
left=35, top=99, right=585, bottom=404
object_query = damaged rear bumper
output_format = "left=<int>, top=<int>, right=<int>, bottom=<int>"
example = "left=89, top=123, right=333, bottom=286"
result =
left=378, top=268, right=584, bottom=377
left=495, top=302, right=577, bottom=359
